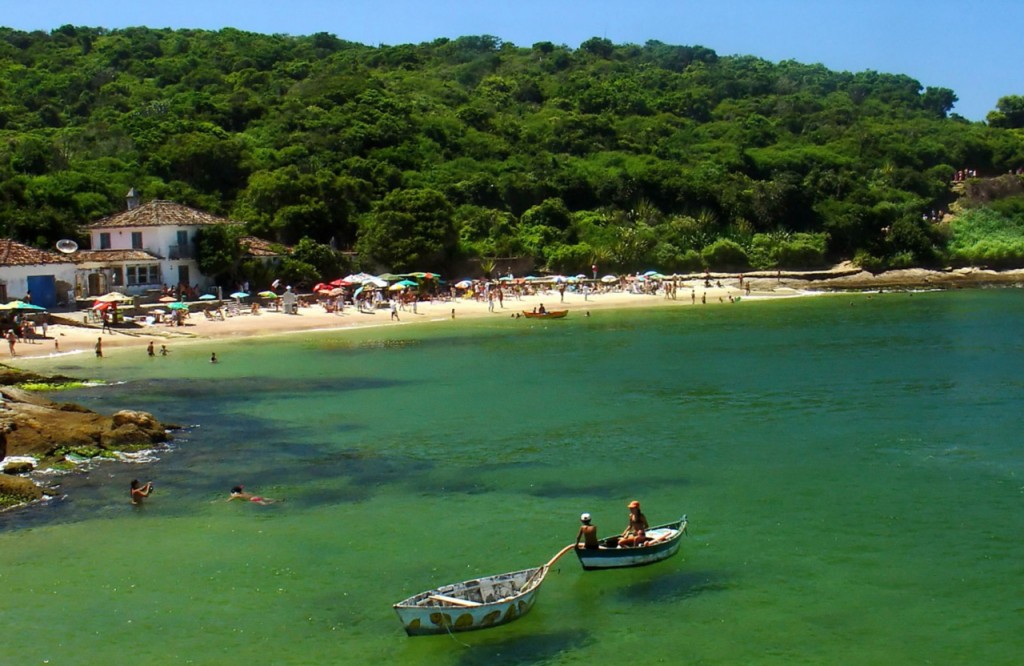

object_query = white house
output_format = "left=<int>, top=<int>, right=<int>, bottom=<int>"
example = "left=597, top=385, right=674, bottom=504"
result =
left=76, top=190, right=243, bottom=297
left=0, top=239, right=77, bottom=308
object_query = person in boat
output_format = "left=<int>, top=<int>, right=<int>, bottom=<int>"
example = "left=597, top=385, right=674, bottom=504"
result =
left=227, top=485, right=276, bottom=505
left=576, top=512, right=599, bottom=550
left=538, top=303, right=547, bottom=314
left=619, top=500, right=649, bottom=546
left=618, top=527, right=651, bottom=548
left=130, top=479, right=154, bottom=505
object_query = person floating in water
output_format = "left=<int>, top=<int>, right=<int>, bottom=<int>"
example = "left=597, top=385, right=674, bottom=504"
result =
left=227, top=485, right=276, bottom=505
left=210, top=352, right=218, bottom=363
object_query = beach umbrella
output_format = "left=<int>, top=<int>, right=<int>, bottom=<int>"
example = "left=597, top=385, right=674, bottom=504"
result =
left=344, top=273, right=374, bottom=284
left=151, top=309, right=166, bottom=315
left=158, top=295, right=177, bottom=303
left=0, top=300, right=45, bottom=311
left=258, top=290, right=278, bottom=298
left=388, top=283, right=408, bottom=291
left=364, top=277, right=388, bottom=288
left=91, top=301, right=113, bottom=311
left=199, top=294, right=217, bottom=300
left=312, top=282, right=328, bottom=293
left=353, top=286, right=364, bottom=298
left=168, top=302, right=189, bottom=311
left=230, top=291, right=249, bottom=299
left=601, top=275, right=618, bottom=283
left=327, top=287, right=345, bottom=297
left=96, top=292, right=131, bottom=303
left=455, top=280, right=472, bottom=289
left=329, top=278, right=352, bottom=287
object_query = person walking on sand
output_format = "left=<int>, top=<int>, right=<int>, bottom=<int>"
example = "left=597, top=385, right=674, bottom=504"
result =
left=7, top=329, right=16, bottom=357
left=95, top=337, right=103, bottom=358
left=390, top=300, right=399, bottom=321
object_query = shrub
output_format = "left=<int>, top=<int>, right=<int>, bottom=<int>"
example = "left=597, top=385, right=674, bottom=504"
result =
left=701, top=239, right=749, bottom=271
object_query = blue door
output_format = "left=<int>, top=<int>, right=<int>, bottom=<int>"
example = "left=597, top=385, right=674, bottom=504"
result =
left=26, top=275, right=57, bottom=309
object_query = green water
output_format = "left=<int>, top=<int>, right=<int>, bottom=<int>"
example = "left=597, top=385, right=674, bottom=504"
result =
left=3, top=291, right=1023, bottom=665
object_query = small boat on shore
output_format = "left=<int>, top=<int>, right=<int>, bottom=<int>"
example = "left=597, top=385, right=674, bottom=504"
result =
left=574, top=516, right=687, bottom=571
left=523, top=309, right=568, bottom=319
left=394, top=544, right=574, bottom=636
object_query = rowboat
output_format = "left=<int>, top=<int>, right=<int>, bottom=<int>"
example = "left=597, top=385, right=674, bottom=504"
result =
left=394, top=544, right=574, bottom=636
left=575, top=516, right=687, bottom=570
left=522, top=310, right=568, bottom=319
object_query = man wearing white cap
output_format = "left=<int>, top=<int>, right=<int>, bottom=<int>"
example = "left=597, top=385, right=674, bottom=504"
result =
left=576, top=513, right=599, bottom=550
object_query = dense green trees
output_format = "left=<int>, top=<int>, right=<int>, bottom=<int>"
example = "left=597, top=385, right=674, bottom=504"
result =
left=0, top=26, right=1023, bottom=275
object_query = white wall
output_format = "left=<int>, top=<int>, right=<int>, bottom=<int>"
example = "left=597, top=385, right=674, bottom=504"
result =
left=0, top=263, right=76, bottom=300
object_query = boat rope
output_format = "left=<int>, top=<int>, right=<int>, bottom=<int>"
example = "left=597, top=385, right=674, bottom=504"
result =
left=443, top=620, right=471, bottom=648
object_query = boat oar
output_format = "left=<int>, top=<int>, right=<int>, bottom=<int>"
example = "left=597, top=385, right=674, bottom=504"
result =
left=545, top=543, right=577, bottom=567
left=523, top=544, right=576, bottom=590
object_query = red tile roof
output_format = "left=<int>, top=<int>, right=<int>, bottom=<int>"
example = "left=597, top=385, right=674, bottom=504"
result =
left=240, top=236, right=287, bottom=257
left=74, top=249, right=162, bottom=263
left=0, top=239, right=72, bottom=266
left=86, top=200, right=241, bottom=229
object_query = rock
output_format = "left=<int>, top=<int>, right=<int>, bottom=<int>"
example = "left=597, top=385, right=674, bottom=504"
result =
left=2, top=461, right=33, bottom=474
left=0, top=392, right=171, bottom=462
left=0, top=474, right=44, bottom=507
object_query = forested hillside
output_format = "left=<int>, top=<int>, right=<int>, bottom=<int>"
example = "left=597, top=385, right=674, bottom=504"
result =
left=2, top=26, right=1024, bottom=276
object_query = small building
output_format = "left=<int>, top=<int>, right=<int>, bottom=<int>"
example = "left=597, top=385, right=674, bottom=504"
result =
left=77, top=190, right=242, bottom=297
left=240, top=236, right=287, bottom=265
left=0, top=239, right=76, bottom=308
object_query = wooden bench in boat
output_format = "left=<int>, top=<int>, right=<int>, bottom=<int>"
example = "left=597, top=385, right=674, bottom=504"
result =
left=428, top=594, right=482, bottom=607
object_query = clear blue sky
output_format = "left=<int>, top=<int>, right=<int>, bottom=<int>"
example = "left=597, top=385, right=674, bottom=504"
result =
left=2, top=0, right=1020, bottom=121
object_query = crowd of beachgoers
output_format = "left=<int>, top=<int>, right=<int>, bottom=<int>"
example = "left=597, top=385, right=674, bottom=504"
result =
left=5, top=264, right=1024, bottom=362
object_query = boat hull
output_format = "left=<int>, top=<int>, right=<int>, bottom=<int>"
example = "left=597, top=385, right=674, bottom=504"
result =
left=394, top=566, right=546, bottom=636
left=575, top=518, right=687, bottom=571
left=522, top=310, right=567, bottom=319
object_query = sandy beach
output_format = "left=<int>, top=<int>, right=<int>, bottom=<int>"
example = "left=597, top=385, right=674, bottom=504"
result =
left=8, top=280, right=762, bottom=361
left=8, top=264, right=1024, bottom=362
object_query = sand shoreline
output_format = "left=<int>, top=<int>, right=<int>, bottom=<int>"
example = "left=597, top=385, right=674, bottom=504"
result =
left=6, top=266, right=1023, bottom=363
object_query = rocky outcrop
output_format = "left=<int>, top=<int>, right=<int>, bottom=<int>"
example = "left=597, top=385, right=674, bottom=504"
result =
left=0, top=369, right=173, bottom=508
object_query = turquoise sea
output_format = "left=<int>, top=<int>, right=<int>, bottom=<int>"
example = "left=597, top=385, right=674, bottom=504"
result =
left=2, top=290, right=1023, bottom=665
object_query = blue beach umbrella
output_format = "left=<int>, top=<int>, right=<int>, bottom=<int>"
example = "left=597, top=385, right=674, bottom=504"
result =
left=230, top=291, right=249, bottom=299
left=199, top=294, right=217, bottom=300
